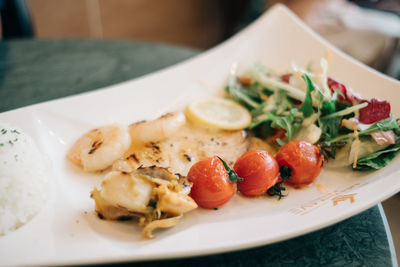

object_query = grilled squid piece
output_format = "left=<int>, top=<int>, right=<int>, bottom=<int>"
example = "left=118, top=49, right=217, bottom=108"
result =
left=91, top=167, right=197, bottom=238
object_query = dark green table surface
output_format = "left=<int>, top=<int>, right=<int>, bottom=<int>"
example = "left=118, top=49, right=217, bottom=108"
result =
left=0, top=39, right=397, bottom=266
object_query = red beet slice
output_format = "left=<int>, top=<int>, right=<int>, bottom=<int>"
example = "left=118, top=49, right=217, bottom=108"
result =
left=359, top=98, right=391, bottom=124
left=328, top=77, right=350, bottom=103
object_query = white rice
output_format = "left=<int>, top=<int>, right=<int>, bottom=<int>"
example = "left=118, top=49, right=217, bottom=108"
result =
left=0, top=124, right=49, bottom=235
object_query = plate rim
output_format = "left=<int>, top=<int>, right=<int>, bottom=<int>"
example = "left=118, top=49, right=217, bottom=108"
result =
left=1, top=4, right=400, bottom=266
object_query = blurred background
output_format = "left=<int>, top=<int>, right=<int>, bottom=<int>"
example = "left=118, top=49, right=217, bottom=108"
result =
left=0, top=0, right=399, bottom=78
left=0, top=0, right=400, bottom=260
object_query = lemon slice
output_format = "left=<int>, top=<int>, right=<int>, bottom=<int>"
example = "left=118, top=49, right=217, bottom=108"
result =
left=185, top=97, right=251, bottom=130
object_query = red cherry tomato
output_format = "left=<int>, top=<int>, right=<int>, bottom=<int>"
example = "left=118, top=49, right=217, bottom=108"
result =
left=188, top=157, right=236, bottom=209
left=234, top=150, right=279, bottom=197
left=275, top=141, right=324, bottom=187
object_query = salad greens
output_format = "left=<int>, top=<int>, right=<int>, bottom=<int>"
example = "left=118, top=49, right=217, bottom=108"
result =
left=354, top=143, right=400, bottom=170
left=225, top=60, right=400, bottom=171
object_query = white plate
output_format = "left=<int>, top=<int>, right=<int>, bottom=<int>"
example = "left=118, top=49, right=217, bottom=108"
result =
left=1, top=4, right=400, bottom=266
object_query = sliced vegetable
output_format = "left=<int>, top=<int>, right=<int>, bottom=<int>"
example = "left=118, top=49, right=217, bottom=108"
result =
left=370, top=130, right=395, bottom=145
left=185, top=97, right=251, bottom=130
left=359, top=98, right=391, bottom=124
left=292, top=123, right=321, bottom=144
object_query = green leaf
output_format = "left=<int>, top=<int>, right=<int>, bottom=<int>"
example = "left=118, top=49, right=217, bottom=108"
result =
left=372, top=114, right=399, bottom=132
left=354, top=153, right=396, bottom=170
left=249, top=65, right=306, bottom=101
left=333, top=89, right=345, bottom=101
left=276, top=138, right=286, bottom=146
left=328, top=113, right=400, bottom=143
left=225, top=84, right=259, bottom=110
left=270, top=111, right=303, bottom=143
left=321, top=100, right=336, bottom=116
left=321, top=102, right=368, bottom=120
left=320, top=117, right=342, bottom=141
left=300, top=74, right=315, bottom=118
left=353, top=143, right=400, bottom=170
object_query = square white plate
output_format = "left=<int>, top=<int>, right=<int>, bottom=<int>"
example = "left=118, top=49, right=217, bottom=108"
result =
left=1, top=4, right=400, bottom=266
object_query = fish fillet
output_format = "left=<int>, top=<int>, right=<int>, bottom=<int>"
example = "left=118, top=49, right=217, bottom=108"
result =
left=112, top=122, right=269, bottom=176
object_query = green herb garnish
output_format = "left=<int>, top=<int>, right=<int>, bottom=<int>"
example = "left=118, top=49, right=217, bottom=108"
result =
left=300, top=74, right=315, bottom=118
left=225, top=61, right=400, bottom=172
left=329, top=114, right=399, bottom=143
left=217, top=156, right=242, bottom=182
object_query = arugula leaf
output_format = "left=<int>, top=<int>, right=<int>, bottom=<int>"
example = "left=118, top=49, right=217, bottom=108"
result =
left=300, top=74, right=315, bottom=117
left=276, top=138, right=286, bottom=146
left=333, top=89, right=345, bottom=101
left=328, top=113, right=399, bottom=143
left=321, top=100, right=336, bottom=116
left=373, top=114, right=399, bottom=131
left=275, top=90, right=292, bottom=114
left=319, top=141, right=347, bottom=159
left=320, top=102, right=368, bottom=120
left=320, top=90, right=345, bottom=117
left=353, top=144, right=400, bottom=170
left=248, top=90, right=304, bottom=145
left=225, top=68, right=260, bottom=110
left=251, top=122, right=274, bottom=139
left=314, top=88, right=342, bottom=145
left=249, top=65, right=306, bottom=101
left=225, top=84, right=259, bottom=110
left=319, top=117, right=342, bottom=146
left=270, top=109, right=303, bottom=144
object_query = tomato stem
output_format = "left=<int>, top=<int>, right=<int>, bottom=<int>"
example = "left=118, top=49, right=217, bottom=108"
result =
left=217, top=156, right=243, bottom=182
left=267, top=166, right=292, bottom=199
left=266, top=182, right=286, bottom=199
left=280, top=165, right=292, bottom=180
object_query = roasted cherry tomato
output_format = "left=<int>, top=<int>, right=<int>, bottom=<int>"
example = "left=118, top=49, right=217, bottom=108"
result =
left=234, top=150, right=279, bottom=197
left=275, top=141, right=324, bottom=186
left=188, top=157, right=236, bottom=209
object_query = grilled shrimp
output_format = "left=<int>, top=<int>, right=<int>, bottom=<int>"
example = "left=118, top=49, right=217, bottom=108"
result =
left=67, top=124, right=131, bottom=172
left=129, top=112, right=185, bottom=145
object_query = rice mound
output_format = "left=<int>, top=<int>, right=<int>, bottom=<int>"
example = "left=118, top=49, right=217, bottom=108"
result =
left=0, top=124, right=49, bottom=235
